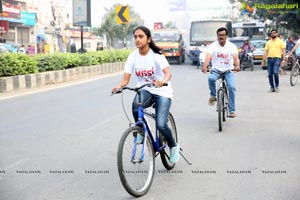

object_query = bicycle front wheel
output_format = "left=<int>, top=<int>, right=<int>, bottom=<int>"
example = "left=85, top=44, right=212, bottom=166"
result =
left=217, top=89, right=224, bottom=132
left=117, top=126, right=155, bottom=197
left=159, top=112, right=178, bottom=170
left=290, top=63, right=299, bottom=86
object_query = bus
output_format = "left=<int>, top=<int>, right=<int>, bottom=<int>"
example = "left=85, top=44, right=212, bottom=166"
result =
left=189, top=19, right=232, bottom=65
left=232, top=21, right=267, bottom=40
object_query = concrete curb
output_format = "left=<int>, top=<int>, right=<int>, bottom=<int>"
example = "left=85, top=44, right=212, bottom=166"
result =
left=0, top=62, right=124, bottom=93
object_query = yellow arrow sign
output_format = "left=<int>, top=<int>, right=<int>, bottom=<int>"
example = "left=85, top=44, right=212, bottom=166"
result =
left=116, top=6, right=129, bottom=24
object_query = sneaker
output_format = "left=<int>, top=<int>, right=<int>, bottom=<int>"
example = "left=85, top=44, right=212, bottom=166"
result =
left=269, top=88, right=275, bottom=92
left=208, top=96, right=217, bottom=106
left=228, top=112, right=237, bottom=118
left=169, top=144, right=179, bottom=164
left=275, top=87, right=279, bottom=93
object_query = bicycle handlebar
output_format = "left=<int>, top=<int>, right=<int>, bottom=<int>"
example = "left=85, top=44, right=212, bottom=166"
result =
left=112, top=83, right=168, bottom=95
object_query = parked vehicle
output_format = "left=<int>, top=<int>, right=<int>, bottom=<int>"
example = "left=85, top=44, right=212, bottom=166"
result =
left=0, top=44, right=12, bottom=53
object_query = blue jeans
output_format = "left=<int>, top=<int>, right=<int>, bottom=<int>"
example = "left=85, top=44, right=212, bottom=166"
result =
left=132, top=90, right=176, bottom=148
left=208, top=69, right=236, bottom=113
left=267, top=57, right=281, bottom=89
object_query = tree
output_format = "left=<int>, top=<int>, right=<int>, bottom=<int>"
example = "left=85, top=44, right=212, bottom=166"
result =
left=249, top=0, right=300, bottom=33
left=163, top=21, right=177, bottom=29
left=97, top=4, right=143, bottom=49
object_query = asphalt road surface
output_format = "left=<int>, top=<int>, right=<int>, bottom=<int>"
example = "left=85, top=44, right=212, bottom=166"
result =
left=0, top=64, right=299, bottom=200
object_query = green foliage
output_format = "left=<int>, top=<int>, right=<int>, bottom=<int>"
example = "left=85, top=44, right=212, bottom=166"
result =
left=98, top=4, right=143, bottom=49
left=35, top=53, right=69, bottom=72
left=250, top=0, right=300, bottom=33
left=0, top=53, right=38, bottom=77
left=0, top=49, right=131, bottom=77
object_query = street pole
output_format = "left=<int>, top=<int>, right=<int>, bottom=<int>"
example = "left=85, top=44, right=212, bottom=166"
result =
left=80, top=26, right=83, bottom=53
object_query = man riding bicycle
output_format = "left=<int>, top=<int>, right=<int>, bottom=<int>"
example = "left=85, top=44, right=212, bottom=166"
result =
left=202, top=27, right=240, bottom=118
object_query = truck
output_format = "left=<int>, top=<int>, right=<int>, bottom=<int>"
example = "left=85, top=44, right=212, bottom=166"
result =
left=151, top=29, right=185, bottom=64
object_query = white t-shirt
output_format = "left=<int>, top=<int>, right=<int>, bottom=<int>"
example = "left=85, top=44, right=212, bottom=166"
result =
left=124, top=49, right=173, bottom=99
left=208, top=40, right=238, bottom=72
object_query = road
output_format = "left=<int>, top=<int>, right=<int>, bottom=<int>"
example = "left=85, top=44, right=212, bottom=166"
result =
left=0, top=64, right=300, bottom=200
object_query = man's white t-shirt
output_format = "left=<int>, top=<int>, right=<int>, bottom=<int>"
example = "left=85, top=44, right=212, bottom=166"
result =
left=124, top=49, right=173, bottom=99
left=208, top=40, right=238, bottom=72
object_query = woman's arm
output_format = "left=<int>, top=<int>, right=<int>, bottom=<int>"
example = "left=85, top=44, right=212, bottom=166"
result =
left=154, top=66, right=172, bottom=87
left=111, top=73, right=131, bottom=93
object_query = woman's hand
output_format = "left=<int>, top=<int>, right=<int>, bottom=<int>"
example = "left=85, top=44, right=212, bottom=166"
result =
left=152, top=80, right=165, bottom=87
left=112, top=85, right=122, bottom=93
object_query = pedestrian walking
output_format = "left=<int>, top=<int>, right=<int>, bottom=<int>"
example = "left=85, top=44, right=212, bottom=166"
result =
left=261, top=29, right=286, bottom=92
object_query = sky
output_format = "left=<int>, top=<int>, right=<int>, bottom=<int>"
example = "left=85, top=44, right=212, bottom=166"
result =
left=67, top=0, right=231, bottom=28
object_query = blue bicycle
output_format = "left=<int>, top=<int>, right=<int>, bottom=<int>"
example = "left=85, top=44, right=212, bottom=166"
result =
left=112, top=83, right=191, bottom=197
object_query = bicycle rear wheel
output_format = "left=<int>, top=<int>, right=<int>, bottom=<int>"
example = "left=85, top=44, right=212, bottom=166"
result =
left=117, top=126, right=155, bottom=197
left=217, top=89, right=224, bottom=132
left=290, top=63, right=299, bottom=86
left=159, top=112, right=178, bottom=170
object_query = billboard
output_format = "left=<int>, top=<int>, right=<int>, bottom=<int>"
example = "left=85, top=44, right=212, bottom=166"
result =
left=73, top=0, right=91, bottom=27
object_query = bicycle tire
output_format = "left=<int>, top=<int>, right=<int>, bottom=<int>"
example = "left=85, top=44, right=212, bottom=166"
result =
left=159, top=112, right=178, bottom=170
left=217, top=89, right=224, bottom=132
left=223, top=89, right=228, bottom=122
left=117, top=126, right=155, bottom=197
left=290, top=63, right=299, bottom=86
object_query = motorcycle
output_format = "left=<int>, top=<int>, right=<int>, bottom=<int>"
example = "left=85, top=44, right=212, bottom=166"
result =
left=240, top=50, right=254, bottom=71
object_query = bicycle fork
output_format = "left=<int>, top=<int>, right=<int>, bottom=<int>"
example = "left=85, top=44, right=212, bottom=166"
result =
left=130, top=119, right=151, bottom=164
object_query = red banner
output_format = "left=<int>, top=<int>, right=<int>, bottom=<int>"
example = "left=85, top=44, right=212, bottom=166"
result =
left=65, top=29, right=92, bottom=38
left=0, top=20, right=9, bottom=33
left=0, top=3, right=21, bottom=19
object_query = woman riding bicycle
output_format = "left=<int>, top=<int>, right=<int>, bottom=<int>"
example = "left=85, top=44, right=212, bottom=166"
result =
left=111, top=26, right=179, bottom=163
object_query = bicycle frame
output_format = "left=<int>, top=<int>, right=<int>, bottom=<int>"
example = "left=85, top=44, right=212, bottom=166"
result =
left=131, top=90, right=167, bottom=163
left=216, top=73, right=229, bottom=111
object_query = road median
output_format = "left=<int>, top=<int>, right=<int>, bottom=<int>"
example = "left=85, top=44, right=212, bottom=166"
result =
left=0, top=62, right=124, bottom=93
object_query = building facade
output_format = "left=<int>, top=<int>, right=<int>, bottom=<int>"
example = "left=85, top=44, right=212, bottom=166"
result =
left=0, top=0, right=70, bottom=54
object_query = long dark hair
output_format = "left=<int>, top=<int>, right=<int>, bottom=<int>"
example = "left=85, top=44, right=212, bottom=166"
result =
left=133, top=26, right=162, bottom=54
